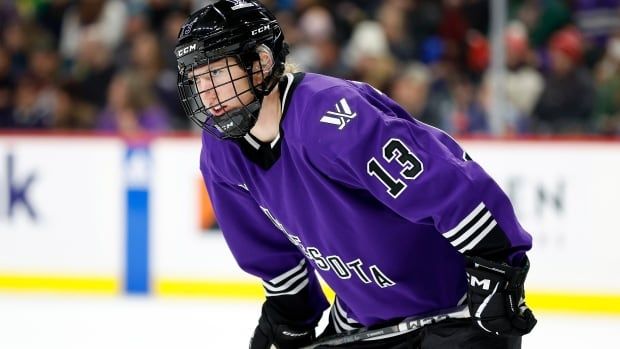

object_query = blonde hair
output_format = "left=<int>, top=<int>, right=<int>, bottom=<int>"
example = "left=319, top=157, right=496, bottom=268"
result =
left=255, top=44, right=301, bottom=80
left=284, top=62, right=301, bottom=74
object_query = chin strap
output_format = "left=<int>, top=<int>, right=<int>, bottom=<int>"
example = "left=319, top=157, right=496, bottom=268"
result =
left=213, top=99, right=261, bottom=138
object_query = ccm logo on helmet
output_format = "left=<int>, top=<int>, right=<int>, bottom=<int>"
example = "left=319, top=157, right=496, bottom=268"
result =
left=251, top=24, right=270, bottom=36
left=176, top=43, right=197, bottom=58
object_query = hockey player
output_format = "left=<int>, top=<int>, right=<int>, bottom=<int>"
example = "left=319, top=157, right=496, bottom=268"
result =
left=175, top=1, right=537, bottom=348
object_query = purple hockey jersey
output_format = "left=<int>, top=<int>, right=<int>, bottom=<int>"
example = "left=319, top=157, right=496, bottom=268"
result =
left=199, top=72, right=533, bottom=328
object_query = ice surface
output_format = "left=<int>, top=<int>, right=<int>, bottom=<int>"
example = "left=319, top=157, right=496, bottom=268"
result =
left=0, top=294, right=617, bottom=348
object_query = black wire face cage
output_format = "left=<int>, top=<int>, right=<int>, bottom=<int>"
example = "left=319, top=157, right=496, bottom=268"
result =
left=177, top=54, right=271, bottom=139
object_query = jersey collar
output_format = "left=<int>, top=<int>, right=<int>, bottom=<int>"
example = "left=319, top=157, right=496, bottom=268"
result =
left=234, top=72, right=305, bottom=170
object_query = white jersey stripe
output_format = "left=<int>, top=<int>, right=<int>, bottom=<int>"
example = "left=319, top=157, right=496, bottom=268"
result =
left=268, top=259, right=306, bottom=284
left=265, top=278, right=309, bottom=297
left=335, top=298, right=360, bottom=324
left=262, top=267, right=308, bottom=292
left=334, top=312, right=357, bottom=332
left=243, top=133, right=260, bottom=150
left=280, top=73, right=295, bottom=114
left=458, top=220, right=497, bottom=253
left=449, top=211, right=492, bottom=247
left=331, top=298, right=361, bottom=333
left=443, top=202, right=485, bottom=239
left=331, top=310, right=344, bottom=333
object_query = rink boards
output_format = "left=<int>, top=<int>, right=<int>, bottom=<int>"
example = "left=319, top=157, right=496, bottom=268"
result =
left=0, top=133, right=619, bottom=315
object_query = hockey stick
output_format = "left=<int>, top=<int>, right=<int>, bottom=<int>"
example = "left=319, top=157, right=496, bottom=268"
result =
left=300, top=304, right=470, bottom=349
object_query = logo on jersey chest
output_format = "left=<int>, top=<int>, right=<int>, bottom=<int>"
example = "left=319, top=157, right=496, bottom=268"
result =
left=320, top=98, right=357, bottom=130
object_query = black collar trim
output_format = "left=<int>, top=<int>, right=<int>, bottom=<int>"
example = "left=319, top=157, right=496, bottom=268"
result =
left=235, top=72, right=305, bottom=170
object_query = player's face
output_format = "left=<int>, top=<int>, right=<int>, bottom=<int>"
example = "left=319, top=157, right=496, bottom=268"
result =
left=192, top=57, right=255, bottom=117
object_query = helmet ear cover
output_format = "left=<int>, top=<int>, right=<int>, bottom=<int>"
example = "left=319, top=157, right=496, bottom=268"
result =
left=242, top=44, right=282, bottom=98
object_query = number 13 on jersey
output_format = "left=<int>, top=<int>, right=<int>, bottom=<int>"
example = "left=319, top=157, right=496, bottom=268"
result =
left=367, top=138, right=424, bottom=198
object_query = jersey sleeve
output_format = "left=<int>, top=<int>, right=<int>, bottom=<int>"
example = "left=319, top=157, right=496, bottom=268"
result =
left=304, top=84, right=532, bottom=265
left=200, top=141, right=328, bottom=325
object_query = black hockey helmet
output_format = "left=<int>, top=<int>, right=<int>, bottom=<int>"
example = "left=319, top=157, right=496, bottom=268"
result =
left=175, top=0, right=288, bottom=138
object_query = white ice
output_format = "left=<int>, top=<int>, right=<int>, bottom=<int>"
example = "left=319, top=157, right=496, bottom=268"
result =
left=0, top=293, right=618, bottom=348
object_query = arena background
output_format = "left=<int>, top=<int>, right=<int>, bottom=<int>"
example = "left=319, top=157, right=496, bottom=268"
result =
left=1, top=1, right=619, bottom=348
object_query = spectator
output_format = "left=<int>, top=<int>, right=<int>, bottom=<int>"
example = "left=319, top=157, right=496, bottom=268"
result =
left=160, top=10, right=192, bottom=128
left=113, top=3, right=152, bottom=71
left=34, top=0, right=71, bottom=43
left=130, top=29, right=186, bottom=129
left=0, top=45, right=14, bottom=127
left=408, top=0, right=443, bottom=61
left=52, top=82, right=96, bottom=130
left=141, top=0, right=193, bottom=30
left=376, top=0, right=417, bottom=61
left=0, top=0, right=616, bottom=138
left=503, top=22, right=544, bottom=119
left=70, top=37, right=117, bottom=109
left=532, top=26, right=597, bottom=134
left=481, top=21, right=544, bottom=134
left=28, top=38, right=59, bottom=87
left=514, top=0, right=572, bottom=48
left=161, top=10, right=189, bottom=71
left=387, top=62, right=448, bottom=128
left=0, top=2, right=18, bottom=31
left=11, top=74, right=54, bottom=129
left=344, top=20, right=396, bottom=91
left=1, top=20, right=29, bottom=77
left=296, top=6, right=349, bottom=77
left=59, top=0, right=128, bottom=64
left=437, top=0, right=470, bottom=73
left=593, top=32, right=620, bottom=135
left=465, top=29, right=489, bottom=78
left=96, top=70, right=170, bottom=134
left=441, top=75, right=489, bottom=135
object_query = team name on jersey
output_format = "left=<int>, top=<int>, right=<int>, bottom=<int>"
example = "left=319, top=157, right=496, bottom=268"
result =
left=260, top=206, right=396, bottom=288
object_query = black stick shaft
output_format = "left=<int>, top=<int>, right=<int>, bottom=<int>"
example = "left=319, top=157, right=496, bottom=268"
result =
left=301, top=304, right=470, bottom=348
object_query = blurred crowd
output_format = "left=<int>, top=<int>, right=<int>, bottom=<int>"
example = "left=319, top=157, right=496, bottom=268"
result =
left=0, top=0, right=619, bottom=136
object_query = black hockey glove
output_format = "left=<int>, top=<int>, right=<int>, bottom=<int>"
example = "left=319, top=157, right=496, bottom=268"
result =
left=465, top=256, right=537, bottom=336
left=249, top=305, right=316, bottom=349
